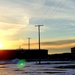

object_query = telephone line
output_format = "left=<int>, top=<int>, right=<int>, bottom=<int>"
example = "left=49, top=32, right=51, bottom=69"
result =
left=39, top=0, right=56, bottom=24
left=43, top=0, right=67, bottom=25
left=42, top=0, right=64, bottom=25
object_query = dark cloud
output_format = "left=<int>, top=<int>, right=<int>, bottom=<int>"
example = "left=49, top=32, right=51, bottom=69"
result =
left=41, top=39, right=75, bottom=45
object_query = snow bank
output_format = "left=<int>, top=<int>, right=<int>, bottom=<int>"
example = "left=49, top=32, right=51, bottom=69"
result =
left=9, top=59, right=20, bottom=64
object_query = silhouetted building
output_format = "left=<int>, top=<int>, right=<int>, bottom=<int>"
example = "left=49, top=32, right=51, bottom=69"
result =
left=71, top=47, right=75, bottom=53
left=20, top=49, right=48, bottom=60
left=0, top=49, right=18, bottom=60
left=48, top=53, right=73, bottom=61
left=0, top=49, right=48, bottom=60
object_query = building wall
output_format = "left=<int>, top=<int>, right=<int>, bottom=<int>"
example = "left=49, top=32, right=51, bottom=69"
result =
left=20, top=50, right=48, bottom=59
left=0, top=49, right=48, bottom=60
left=71, top=47, right=75, bottom=53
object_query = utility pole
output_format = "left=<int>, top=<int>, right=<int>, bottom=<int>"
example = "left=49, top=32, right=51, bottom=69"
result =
left=35, top=25, right=43, bottom=64
left=19, top=46, right=21, bottom=49
left=28, top=38, right=30, bottom=50
left=35, top=25, right=43, bottom=50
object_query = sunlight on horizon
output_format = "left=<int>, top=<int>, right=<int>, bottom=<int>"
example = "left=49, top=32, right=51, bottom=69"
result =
left=0, top=42, right=3, bottom=49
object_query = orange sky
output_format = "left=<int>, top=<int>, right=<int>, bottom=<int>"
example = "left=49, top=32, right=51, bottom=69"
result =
left=0, top=0, right=75, bottom=54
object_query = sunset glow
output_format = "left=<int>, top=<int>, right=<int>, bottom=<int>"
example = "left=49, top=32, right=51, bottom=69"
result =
left=0, top=42, right=3, bottom=49
left=0, top=0, right=74, bottom=54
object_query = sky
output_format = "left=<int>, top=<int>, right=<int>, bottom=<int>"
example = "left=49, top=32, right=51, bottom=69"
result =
left=0, top=0, right=75, bottom=54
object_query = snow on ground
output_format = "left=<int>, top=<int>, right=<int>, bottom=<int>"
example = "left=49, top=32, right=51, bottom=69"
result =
left=0, top=59, right=75, bottom=75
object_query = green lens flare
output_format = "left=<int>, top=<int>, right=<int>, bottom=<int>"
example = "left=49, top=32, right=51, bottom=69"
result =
left=17, top=59, right=26, bottom=68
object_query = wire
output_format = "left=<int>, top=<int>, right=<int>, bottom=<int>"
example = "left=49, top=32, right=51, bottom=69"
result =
left=39, top=0, right=56, bottom=24
left=43, top=0, right=68, bottom=25
left=50, top=0, right=69, bottom=26
left=42, top=0, right=65, bottom=25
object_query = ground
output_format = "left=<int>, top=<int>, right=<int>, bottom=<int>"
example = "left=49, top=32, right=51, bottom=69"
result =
left=0, top=60, right=75, bottom=75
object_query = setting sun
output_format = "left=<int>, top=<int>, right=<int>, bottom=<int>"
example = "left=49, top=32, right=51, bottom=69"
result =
left=0, top=43, right=3, bottom=48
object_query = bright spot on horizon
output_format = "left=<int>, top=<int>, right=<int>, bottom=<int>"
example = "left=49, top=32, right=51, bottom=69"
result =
left=0, top=43, right=3, bottom=49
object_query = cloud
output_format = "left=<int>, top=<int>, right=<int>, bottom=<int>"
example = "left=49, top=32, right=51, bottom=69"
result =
left=0, top=0, right=74, bottom=51
left=0, top=0, right=31, bottom=41
left=40, top=39, right=75, bottom=49
left=21, top=39, right=75, bottom=49
left=0, top=17, right=29, bottom=40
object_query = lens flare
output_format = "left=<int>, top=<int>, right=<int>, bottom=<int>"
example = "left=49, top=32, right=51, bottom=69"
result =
left=17, top=59, right=26, bottom=68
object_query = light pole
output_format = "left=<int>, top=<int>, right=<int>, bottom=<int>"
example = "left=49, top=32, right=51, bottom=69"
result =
left=35, top=25, right=43, bottom=64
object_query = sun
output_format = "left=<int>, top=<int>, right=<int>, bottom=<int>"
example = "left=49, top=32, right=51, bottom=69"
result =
left=0, top=43, right=3, bottom=48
